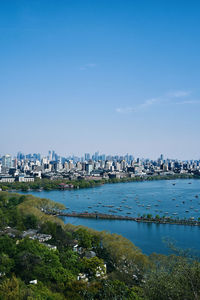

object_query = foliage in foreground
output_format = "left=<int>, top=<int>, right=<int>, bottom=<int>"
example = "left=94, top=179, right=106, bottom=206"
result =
left=0, top=191, right=199, bottom=299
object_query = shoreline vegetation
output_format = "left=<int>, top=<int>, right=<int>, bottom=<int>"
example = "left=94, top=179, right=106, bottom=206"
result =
left=49, top=212, right=200, bottom=227
left=0, top=173, right=199, bottom=192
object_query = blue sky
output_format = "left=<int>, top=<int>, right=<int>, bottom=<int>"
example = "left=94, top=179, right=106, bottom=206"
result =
left=0, top=0, right=200, bottom=159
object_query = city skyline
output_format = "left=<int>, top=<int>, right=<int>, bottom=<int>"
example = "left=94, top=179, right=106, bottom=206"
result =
left=1, top=1, right=200, bottom=159
left=1, top=149, right=199, bottom=184
left=0, top=150, right=199, bottom=162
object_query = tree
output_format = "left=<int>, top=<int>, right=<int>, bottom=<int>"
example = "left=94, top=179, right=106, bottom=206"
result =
left=0, top=254, right=14, bottom=276
left=29, top=281, right=65, bottom=300
left=0, top=208, right=9, bottom=228
left=144, top=254, right=200, bottom=300
left=75, top=228, right=93, bottom=249
left=23, top=214, right=38, bottom=229
left=59, top=249, right=81, bottom=275
left=0, top=275, right=26, bottom=300
left=146, top=214, right=152, bottom=219
left=98, top=232, right=149, bottom=285
left=0, top=236, right=17, bottom=257
left=81, top=256, right=106, bottom=279
left=97, top=280, right=130, bottom=299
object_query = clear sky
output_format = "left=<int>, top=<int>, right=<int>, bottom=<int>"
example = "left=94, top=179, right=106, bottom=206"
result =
left=0, top=0, right=200, bottom=159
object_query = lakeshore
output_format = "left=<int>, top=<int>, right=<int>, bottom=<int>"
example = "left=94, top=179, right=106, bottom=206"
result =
left=1, top=173, right=198, bottom=192
left=19, top=179, right=200, bottom=255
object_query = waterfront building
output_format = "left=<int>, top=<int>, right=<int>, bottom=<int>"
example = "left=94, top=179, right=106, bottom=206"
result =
left=16, top=175, right=35, bottom=182
left=0, top=175, right=15, bottom=183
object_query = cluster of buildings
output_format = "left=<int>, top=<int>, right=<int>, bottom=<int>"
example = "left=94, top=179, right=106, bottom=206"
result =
left=0, top=151, right=200, bottom=183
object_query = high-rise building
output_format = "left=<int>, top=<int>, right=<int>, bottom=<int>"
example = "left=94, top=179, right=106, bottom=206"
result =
left=64, top=161, right=69, bottom=171
left=101, top=154, right=106, bottom=161
left=85, top=153, right=90, bottom=161
left=68, top=160, right=74, bottom=170
left=125, top=153, right=129, bottom=162
left=13, top=158, right=18, bottom=169
left=33, top=153, right=41, bottom=161
left=85, top=163, right=93, bottom=175
left=17, top=152, right=25, bottom=160
left=129, top=155, right=134, bottom=162
left=48, top=151, right=52, bottom=161
left=2, top=154, right=12, bottom=168
left=52, top=150, right=56, bottom=161
left=76, top=162, right=82, bottom=171
left=94, top=151, right=99, bottom=161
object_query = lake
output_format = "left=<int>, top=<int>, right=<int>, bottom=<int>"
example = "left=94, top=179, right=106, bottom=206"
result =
left=21, top=179, right=200, bottom=255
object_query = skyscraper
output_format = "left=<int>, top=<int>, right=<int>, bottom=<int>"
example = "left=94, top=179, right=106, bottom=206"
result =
left=48, top=151, right=52, bottom=161
left=2, top=154, right=12, bottom=168
left=94, top=151, right=99, bottom=161
left=52, top=150, right=56, bottom=161
left=85, top=153, right=90, bottom=161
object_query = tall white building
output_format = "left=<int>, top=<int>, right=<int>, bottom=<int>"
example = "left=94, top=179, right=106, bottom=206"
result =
left=2, top=154, right=12, bottom=168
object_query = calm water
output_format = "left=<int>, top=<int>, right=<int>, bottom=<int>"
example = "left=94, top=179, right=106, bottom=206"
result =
left=21, top=179, right=200, bottom=255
